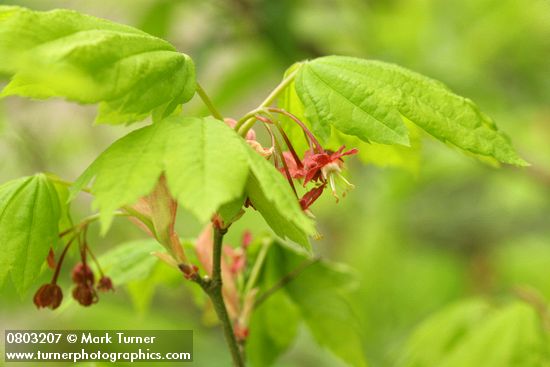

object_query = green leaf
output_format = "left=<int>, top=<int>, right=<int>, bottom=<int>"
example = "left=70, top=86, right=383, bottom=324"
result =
left=248, top=242, right=301, bottom=367
left=400, top=299, right=491, bottom=367
left=294, top=56, right=526, bottom=166
left=125, top=263, right=177, bottom=314
left=401, top=300, right=550, bottom=367
left=72, top=116, right=250, bottom=232
left=0, top=174, right=61, bottom=294
left=441, top=302, right=550, bottom=367
left=95, top=239, right=180, bottom=313
left=248, top=291, right=300, bottom=367
left=96, top=239, right=163, bottom=285
left=0, top=6, right=195, bottom=125
left=245, top=147, right=316, bottom=251
left=163, top=117, right=250, bottom=224
left=269, top=244, right=367, bottom=367
left=295, top=57, right=409, bottom=145
left=72, top=115, right=315, bottom=249
left=47, top=174, right=73, bottom=233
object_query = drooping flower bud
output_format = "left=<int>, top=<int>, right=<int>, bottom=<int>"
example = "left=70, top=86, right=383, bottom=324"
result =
left=72, top=284, right=98, bottom=306
left=97, top=276, right=114, bottom=292
left=33, top=284, right=63, bottom=310
left=71, top=263, right=95, bottom=285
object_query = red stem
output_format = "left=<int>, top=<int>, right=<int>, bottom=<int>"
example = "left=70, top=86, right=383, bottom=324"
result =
left=256, top=115, right=299, bottom=197
left=266, top=107, right=324, bottom=153
left=51, top=236, right=77, bottom=284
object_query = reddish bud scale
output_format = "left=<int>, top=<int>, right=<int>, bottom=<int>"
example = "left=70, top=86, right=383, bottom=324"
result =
left=46, top=248, right=56, bottom=270
left=179, top=264, right=199, bottom=280
left=241, top=231, right=252, bottom=249
left=233, top=324, right=249, bottom=342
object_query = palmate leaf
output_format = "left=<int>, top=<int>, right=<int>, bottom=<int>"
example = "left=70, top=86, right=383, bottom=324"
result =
left=293, top=56, right=527, bottom=166
left=71, top=116, right=315, bottom=248
left=0, top=6, right=195, bottom=124
left=249, top=243, right=367, bottom=367
left=400, top=299, right=550, bottom=367
left=71, top=116, right=250, bottom=231
left=279, top=66, right=423, bottom=172
left=247, top=243, right=301, bottom=367
left=0, top=174, right=61, bottom=294
left=93, top=239, right=181, bottom=313
left=96, top=239, right=163, bottom=286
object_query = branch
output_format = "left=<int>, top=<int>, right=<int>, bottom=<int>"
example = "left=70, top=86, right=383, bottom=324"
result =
left=191, top=225, right=245, bottom=367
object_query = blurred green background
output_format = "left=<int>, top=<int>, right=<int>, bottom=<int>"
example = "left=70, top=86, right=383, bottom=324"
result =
left=1, top=0, right=549, bottom=366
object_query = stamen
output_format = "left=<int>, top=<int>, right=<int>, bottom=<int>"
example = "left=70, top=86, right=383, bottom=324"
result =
left=329, top=175, right=339, bottom=203
left=338, top=173, right=355, bottom=189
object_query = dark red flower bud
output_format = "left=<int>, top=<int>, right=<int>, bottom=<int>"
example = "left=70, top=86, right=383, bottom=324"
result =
left=97, top=276, right=114, bottom=292
left=71, top=263, right=95, bottom=285
left=72, top=284, right=98, bottom=307
left=33, top=284, right=63, bottom=310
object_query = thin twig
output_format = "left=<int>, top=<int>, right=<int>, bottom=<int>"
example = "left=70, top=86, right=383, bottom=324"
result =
left=254, top=257, right=321, bottom=308
left=236, top=66, right=302, bottom=135
left=243, top=239, right=270, bottom=295
left=196, top=82, right=224, bottom=120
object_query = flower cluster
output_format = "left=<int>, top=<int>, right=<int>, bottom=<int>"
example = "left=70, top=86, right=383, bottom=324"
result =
left=282, top=146, right=358, bottom=210
left=71, top=263, right=98, bottom=306
left=243, top=108, right=358, bottom=212
left=33, top=235, right=113, bottom=310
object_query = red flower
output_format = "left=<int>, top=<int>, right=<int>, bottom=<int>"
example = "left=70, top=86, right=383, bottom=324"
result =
left=301, top=146, right=358, bottom=185
left=33, top=284, right=63, bottom=310
left=282, top=146, right=358, bottom=209
left=71, top=263, right=94, bottom=286
left=97, top=276, right=114, bottom=292
left=281, top=151, right=304, bottom=179
left=72, top=284, right=98, bottom=306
